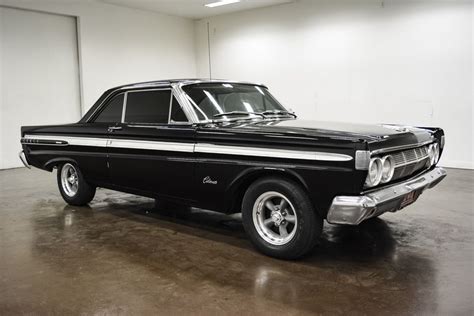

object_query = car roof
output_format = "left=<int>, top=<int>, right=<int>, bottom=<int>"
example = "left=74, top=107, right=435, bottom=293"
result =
left=111, top=79, right=267, bottom=90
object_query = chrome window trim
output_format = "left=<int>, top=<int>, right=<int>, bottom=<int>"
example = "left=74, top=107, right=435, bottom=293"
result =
left=121, top=87, right=191, bottom=128
left=85, top=83, right=171, bottom=123
left=120, top=92, right=128, bottom=123
left=89, top=92, right=126, bottom=124
left=167, top=91, right=173, bottom=124
left=85, top=80, right=269, bottom=124
left=169, top=91, right=192, bottom=124
left=174, top=81, right=293, bottom=124
left=172, top=83, right=200, bottom=123
left=178, top=79, right=268, bottom=89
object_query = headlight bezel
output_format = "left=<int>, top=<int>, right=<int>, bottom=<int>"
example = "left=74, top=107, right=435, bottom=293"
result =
left=380, top=155, right=395, bottom=184
left=365, top=157, right=383, bottom=187
left=428, top=142, right=440, bottom=166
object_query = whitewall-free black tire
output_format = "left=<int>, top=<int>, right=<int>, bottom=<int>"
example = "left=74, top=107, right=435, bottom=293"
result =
left=242, top=177, right=322, bottom=259
left=57, top=163, right=96, bottom=206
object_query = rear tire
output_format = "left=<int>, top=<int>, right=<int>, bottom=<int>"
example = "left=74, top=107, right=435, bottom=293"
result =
left=242, top=177, right=323, bottom=259
left=57, top=163, right=96, bottom=206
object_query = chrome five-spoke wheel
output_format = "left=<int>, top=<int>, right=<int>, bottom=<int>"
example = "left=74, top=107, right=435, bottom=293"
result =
left=242, top=177, right=322, bottom=259
left=60, top=163, right=79, bottom=197
left=253, top=191, right=298, bottom=245
left=57, top=163, right=96, bottom=206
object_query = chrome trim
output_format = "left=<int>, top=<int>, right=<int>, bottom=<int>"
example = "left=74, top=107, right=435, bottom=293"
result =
left=19, top=151, right=31, bottom=169
left=24, top=134, right=353, bottom=161
left=370, top=139, right=434, bottom=155
left=86, top=80, right=274, bottom=124
left=355, top=150, right=370, bottom=170
left=179, top=79, right=267, bottom=89
left=167, top=90, right=173, bottom=123
left=122, top=88, right=172, bottom=124
left=172, top=83, right=200, bottom=123
left=24, top=134, right=108, bottom=147
left=327, top=167, right=447, bottom=225
left=174, top=81, right=287, bottom=124
left=21, top=138, right=69, bottom=146
left=107, top=139, right=194, bottom=153
left=121, top=92, right=128, bottom=123
left=394, top=149, right=429, bottom=167
left=87, top=91, right=127, bottom=123
left=194, top=143, right=353, bottom=162
left=85, top=84, right=171, bottom=123
left=252, top=191, right=298, bottom=245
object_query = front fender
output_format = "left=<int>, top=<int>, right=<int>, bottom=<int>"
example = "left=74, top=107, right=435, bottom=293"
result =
left=225, top=166, right=311, bottom=213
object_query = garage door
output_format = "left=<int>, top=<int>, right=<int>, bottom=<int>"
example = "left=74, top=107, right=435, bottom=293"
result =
left=0, top=7, right=81, bottom=169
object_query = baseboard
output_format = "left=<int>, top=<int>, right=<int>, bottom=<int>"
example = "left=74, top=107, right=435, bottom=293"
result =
left=439, top=160, right=474, bottom=170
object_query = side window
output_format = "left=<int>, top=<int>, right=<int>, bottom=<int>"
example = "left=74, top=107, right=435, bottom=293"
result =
left=125, top=90, right=171, bottom=124
left=170, top=97, right=188, bottom=123
left=94, top=94, right=124, bottom=123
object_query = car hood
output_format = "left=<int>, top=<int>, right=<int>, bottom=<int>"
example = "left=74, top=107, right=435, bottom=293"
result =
left=200, top=119, right=435, bottom=150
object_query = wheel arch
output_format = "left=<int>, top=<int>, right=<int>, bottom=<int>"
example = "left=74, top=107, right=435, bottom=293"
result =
left=44, top=157, right=79, bottom=171
left=226, top=167, right=313, bottom=214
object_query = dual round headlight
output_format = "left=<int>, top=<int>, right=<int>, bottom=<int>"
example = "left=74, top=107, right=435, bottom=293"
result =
left=365, top=155, right=395, bottom=187
left=427, top=143, right=440, bottom=166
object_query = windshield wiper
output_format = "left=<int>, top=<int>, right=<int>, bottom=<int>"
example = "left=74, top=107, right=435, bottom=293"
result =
left=261, top=110, right=297, bottom=118
left=213, top=111, right=265, bottom=119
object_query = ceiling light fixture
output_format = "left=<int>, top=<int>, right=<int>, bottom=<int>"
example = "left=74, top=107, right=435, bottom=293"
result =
left=205, top=0, right=240, bottom=8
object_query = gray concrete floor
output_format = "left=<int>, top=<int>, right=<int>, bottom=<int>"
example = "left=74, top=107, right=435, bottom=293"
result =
left=0, top=167, right=473, bottom=315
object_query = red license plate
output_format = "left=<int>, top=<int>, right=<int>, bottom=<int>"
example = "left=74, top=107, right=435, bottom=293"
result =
left=400, top=191, right=419, bottom=208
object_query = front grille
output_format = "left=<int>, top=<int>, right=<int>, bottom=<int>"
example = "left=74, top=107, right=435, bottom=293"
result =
left=391, top=145, right=430, bottom=181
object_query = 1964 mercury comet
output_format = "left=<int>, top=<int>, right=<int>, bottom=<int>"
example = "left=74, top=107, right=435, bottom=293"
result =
left=20, top=79, right=447, bottom=259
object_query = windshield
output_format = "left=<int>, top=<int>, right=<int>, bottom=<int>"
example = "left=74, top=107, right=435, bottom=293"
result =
left=182, top=83, right=288, bottom=121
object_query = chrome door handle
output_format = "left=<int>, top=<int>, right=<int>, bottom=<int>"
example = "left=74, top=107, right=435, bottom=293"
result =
left=108, top=126, right=122, bottom=132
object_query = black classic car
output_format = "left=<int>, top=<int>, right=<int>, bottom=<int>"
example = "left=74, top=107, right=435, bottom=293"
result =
left=20, top=79, right=447, bottom=259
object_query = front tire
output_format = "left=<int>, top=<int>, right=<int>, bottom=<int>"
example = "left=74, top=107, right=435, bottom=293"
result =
left=57, top=163, right=96, bottom=206
left=242, top=177, right=323, bottom=259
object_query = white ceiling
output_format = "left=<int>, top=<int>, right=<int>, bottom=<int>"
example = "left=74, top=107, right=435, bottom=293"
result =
left=98, top=0, right=294, bottom=19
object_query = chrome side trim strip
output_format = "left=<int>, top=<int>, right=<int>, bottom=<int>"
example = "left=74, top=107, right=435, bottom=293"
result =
left=23, top=134, right=353, bottom=161
left=194, top=143, right=353, bottom=162
left=24, top=134, right=108, bottom=147
left=107, top=139, right=194, bottom=152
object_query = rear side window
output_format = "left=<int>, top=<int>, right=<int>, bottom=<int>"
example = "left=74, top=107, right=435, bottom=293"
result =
left=125, top=90, right=171, bottom=124
left=94, top=94, right=124, bottom=123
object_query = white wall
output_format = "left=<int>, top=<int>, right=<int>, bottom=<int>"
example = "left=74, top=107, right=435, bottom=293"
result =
left=195, top=0, right=473, bottom=169
left=0, top=0, right=197, bottom=113
left=0, top=0, right=196, bottom=169
left=1, top=7, right=81, bottom=169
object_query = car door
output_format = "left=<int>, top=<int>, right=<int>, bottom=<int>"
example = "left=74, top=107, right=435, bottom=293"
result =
left=107, top=87, right=196, bottom=202
left=76, top=92, right=126, bottom=183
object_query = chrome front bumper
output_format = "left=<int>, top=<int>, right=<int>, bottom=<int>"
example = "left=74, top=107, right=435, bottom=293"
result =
left=19, top=150, right=31, bottom=169
left=327, top=167, right=447, bottom=225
